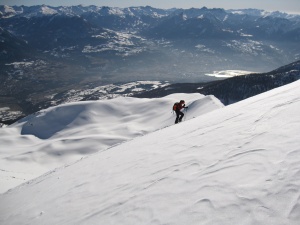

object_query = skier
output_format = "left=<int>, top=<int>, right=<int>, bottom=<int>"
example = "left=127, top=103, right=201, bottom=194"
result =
left=174, top=100, right=188, bottom=124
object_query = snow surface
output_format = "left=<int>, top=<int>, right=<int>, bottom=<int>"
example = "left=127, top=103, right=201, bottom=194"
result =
left=1, top=80, right=300, bottom=225
left=0, top=93, right=222, bottom=194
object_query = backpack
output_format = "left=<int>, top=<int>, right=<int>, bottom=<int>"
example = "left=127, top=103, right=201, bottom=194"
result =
left=173, top=102, right=179, bottom=111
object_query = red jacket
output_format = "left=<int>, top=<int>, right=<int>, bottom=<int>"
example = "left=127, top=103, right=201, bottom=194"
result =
left=177, top=102, right=185, bottom=111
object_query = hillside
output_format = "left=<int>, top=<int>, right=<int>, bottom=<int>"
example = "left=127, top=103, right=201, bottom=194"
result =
left=0, top=80, right=299, bottom=224
left=0, top=93, right=223, bottom=193
left=133, top=60, right=300, bottom=105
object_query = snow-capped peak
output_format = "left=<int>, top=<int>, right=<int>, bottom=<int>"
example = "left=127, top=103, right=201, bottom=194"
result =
left=108, top=7, right=125, bottom=16
left=3, top=5, right=15, bottom=13
left=40, top=5, right=57, bottom=15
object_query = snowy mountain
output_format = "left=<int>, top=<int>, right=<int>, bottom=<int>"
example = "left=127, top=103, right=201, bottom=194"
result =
left=1, top=5, right=300, bottom=124
left=0, top=92, right=223, bottom=193
left=228, top=8, right=300, bottom=22
left=0, top=5, right=172, bottom=19
left=0, top=79, right=299, bottom=224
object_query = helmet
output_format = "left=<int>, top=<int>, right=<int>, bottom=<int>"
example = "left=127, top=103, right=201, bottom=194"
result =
left=180, top=100, right=185, bottom=103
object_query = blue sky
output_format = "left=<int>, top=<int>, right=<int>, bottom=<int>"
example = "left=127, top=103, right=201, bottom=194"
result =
left=1, top=0, right=300, bottom=14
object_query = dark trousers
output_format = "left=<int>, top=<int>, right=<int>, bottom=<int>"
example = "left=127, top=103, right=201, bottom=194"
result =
left=175, top=110, right=184, bottom=124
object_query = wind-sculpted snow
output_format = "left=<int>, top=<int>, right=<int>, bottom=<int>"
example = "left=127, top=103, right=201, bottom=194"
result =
left=0, top=93, right=222, bottom=193
left=0, top=81, right=300, bottom=224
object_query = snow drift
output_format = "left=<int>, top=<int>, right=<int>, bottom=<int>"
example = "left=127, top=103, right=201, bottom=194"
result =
left=0, top=93, right=223, bottom=193
left=1, top=80, right=300, bottom=224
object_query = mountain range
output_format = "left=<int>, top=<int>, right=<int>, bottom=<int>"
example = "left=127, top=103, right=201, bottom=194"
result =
left=1, top=5, right=300, bottom=124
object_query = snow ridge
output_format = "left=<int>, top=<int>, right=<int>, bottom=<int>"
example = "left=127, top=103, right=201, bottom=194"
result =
left=1, top=81, right=300, bottom=224
left=0, top=93, right=222, bottom=194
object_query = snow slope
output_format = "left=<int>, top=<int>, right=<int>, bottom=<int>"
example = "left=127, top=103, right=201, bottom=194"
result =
left=0, top=93, right=223, bottom=194
left=1, top=80, right=300, bottom=224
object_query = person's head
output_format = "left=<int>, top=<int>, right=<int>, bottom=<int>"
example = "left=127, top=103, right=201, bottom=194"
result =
left=180, top=100, right=185, bottom=104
